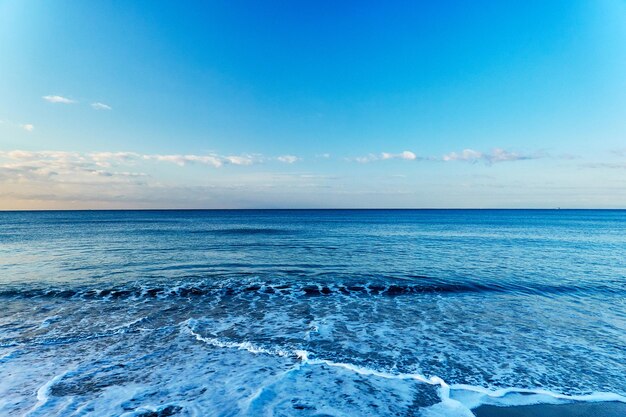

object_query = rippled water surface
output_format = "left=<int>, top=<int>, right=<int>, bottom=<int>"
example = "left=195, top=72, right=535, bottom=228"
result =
left=1, top=210, right=625, bottom=416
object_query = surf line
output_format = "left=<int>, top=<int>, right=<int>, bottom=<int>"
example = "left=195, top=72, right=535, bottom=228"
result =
left=182, top=319, right=626, bottom=409
left=23, top=368, right=76, bottom=417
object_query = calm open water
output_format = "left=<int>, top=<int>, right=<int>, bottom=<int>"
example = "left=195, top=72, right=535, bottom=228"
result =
left=0, top=210, right=625, bottom=416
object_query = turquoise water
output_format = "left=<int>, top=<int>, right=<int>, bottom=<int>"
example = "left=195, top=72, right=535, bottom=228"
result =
left=1, top=210, right=625, bottom=416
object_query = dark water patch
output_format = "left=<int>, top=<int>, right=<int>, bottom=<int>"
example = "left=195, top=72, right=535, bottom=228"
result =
left=207, top=228, right=298, bottom=236
left=50, top=365, right=130, bottom=397
left=33, top=219, right=185, bottom=225
left=136, top=405, right=183, bottom=417
left=116, top=227, right=299, bottom=237
left=0, top=277, right=614, bottom=302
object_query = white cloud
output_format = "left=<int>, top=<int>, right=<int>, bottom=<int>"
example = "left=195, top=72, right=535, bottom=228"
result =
left=277, top=155, right=299, bottom=164
left=353, top=155, right=374, bottom=163
left=224, top=155, right=255, bottom=165
left=353, top=151, right=418, bottom=163
left=144, top=154, right=225, bottom=168
left=0, top=149, right=302, bottom=175
left=143, top=153, right=261, bottom=168
left=89, top=152, right=139, bottom=167
left=2, top=148, right=625, bottom=209
left=2, top=150, right=81, bottom=160
left=350, top=148, right=541, bottom=165
left=42, top=95, right=76, bottom=104
left=0, top=150, right=144, bottom=185
left=0, top=120, right=35, bottom=132
left=91, top=102, right=112, bottom=110
left=3, top=150, right=36, bottom=159
left=442, top=149, right=483, bottom=162
left=381, top=151, right=417, bottom=160
left=443, top=148, right=538, bottom=164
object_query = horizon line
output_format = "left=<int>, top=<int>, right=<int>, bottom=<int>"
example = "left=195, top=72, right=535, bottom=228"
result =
left=1, top=208, right=625, bottom=212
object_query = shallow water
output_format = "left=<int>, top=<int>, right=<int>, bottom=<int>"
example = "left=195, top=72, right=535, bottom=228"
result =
left=1, top=210, right=625, bottom=416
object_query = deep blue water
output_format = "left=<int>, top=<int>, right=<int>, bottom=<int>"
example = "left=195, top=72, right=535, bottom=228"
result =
left=1, top=210, right=625, bottom=416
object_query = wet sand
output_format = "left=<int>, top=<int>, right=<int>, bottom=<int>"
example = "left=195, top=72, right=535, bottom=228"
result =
left=473, top=401, right=626, bottom=417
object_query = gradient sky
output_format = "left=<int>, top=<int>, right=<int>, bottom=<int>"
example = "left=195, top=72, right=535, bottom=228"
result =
left=1, top=0, right=625, bottom=209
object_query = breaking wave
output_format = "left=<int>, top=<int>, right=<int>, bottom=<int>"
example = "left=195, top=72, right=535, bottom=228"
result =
left=0, top=276, right=616, bottom=301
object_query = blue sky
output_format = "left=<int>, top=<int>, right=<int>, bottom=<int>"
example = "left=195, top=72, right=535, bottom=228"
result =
left=1, top=0, right=625, bottom=208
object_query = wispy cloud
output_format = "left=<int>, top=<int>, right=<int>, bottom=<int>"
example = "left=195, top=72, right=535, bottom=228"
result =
left=0, top=149, right=304, bottom=176
left=381, top=151, right=417, bottom=161
left=353, top=154, right=377, bottom=163
left=144, top=153, right=259, bottom=167
left=224, top=155, right=256, bottom=165
left=277, top=155, right=300, bottom=164
left=352, top=150, right=418, bottom=163
left=143, top=154, right=225, bottom=167
left=442, top=148, right=539, bottom=164
left=0, top=120, right=35, bottom=132
left=1, top=148, right=624, bottom=209
left=91, top=102, right=112, bottom=110
left=145, top=153, right=299, bottom=167
left=42, top=95, right=76, bottom=104
left=0, top=151, right=328, bottom=209
left=580, top=162, right=626, bottom=170
left=89, top=152, right=139, bottom=167
left=0, top=150, right=145, bottom=185
left=349, top=148, right=542, bottom=165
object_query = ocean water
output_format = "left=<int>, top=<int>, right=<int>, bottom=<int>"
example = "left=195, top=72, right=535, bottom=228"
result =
left=0, top=209, right=624, bottom=416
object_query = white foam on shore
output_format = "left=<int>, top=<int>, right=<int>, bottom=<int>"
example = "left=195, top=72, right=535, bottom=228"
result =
left=182, top=317, right=626, bottom=416
left=448, top=383, right=626, bottom=409
left=23, top=369, right=72, bottom=417
left=185, top=318, right=293, bottom=358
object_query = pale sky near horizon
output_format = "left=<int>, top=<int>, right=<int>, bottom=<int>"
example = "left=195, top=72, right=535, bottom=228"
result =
left=1, top=0, right=626, bottom=209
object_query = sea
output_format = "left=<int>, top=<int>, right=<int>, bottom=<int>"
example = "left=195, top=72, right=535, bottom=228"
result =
left=0, top=209, right=624, bottom=416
